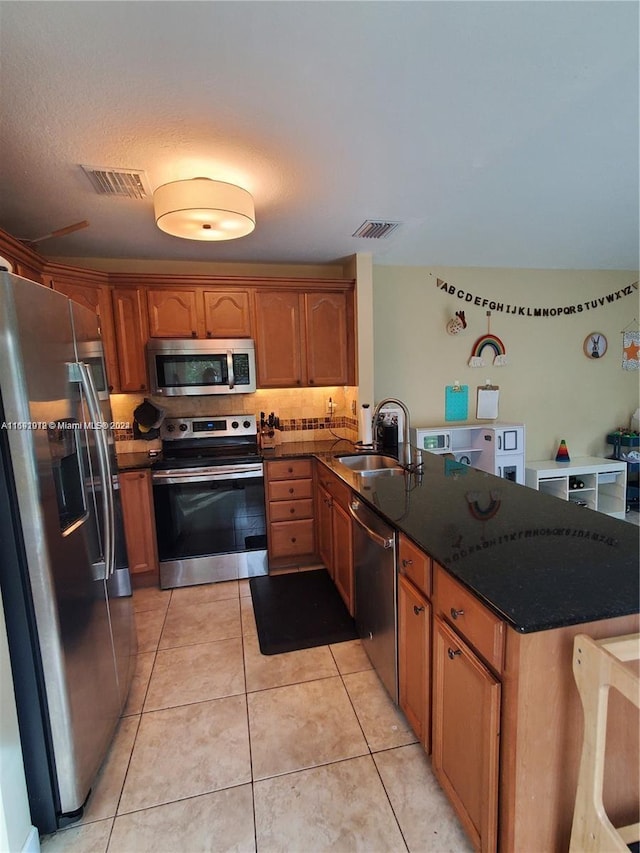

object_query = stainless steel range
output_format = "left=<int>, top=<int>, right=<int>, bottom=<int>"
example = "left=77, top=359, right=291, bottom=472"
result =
left=151, top=414, right=267, bottom=589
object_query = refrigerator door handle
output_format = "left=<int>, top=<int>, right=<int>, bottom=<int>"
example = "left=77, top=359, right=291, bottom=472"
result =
left=69, top=361, right=115, bottom=579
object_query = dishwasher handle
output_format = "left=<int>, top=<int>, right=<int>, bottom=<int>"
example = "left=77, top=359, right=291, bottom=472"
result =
left=348, top=499, right=394, bottom=549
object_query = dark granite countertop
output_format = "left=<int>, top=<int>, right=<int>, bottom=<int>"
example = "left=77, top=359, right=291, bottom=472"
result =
left=119, top=438, right=638, bottom=632
left=315, top=451, right=639, bottom=634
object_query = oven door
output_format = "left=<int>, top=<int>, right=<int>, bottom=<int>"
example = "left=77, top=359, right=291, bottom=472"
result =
left=152, top=463, right=267, bottom=588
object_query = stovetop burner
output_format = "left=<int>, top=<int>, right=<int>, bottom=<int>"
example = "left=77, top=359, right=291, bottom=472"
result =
left=154, top=414, right=260, bottom=470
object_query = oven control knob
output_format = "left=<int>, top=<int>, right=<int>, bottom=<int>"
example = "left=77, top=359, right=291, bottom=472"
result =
left=179, top=423, right=188, bottom=432
left=166, top=424, right=175, bottom=433
left=231, top=420, right=239, bottom=429
left=243, top=420, right=251, bottom=429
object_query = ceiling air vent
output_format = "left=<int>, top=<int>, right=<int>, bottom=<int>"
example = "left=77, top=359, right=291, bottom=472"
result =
left=81, top=165, right=151, bottom=200
left=352, top=220, right=401, bottom=239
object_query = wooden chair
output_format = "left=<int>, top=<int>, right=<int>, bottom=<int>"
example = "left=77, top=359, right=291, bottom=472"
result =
left=569, top=632, right=640, bottom=852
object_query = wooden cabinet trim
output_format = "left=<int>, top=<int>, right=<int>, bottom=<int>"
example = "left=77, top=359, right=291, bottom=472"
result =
left=107, top=272, right=355, bottom=290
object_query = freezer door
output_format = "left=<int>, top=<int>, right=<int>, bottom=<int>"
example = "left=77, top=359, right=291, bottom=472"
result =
left=0, top=275, right=121, bottom=820
left=69, top=299, right=137, bottom=710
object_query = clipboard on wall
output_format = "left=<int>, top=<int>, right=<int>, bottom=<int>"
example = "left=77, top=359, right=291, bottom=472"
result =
left=476, top=384, right=500, bottom=419
left=445, top=384, right=469, bottom=421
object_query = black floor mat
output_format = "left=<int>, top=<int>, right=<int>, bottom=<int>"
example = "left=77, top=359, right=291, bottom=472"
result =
left=249, top=569, right=358, bottom=655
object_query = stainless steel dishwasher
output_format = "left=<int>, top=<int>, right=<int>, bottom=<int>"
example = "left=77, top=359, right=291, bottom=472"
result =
left=348, top=497, right=398, bottom=704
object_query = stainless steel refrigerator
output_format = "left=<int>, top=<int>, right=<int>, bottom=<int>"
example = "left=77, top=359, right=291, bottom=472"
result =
left=0, top=271, right=136, bottom=832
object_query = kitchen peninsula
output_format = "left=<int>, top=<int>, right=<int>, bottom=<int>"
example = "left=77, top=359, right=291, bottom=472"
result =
left=264, top=441, right=639, bottom=852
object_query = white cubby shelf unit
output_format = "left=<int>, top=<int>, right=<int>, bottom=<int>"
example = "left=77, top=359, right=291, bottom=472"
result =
left=524, top=457, right=628, bottom=520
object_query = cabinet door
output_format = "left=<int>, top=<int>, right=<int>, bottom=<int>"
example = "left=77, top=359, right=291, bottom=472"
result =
left=112, top=288, right=148, bottom=392
left=119, top=470, right=158, bottom=577
left=432, top=617, right=500, bottom=852
left=203, top=290, right=251, bottom=338
left=316, top=483, right=334, bottom=576
left=147, top=288, right=200, bottom=338
left=53, top=278, right=120, bottom=392
left=332, top=499, right=354, bottom=615
left=304, top=292, right=351, bottom=386
left=254, top=291, right=304, bottom=387
left=398, top=574, right=431, bottom=750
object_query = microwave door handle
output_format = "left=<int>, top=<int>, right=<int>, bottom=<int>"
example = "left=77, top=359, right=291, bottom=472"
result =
left=227, top=350, right=235, bottom=389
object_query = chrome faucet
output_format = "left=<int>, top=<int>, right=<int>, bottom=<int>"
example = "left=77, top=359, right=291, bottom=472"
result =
left=372, top=397, right=414, bottom=468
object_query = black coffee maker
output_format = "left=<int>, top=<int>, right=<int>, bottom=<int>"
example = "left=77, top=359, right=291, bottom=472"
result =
left=376, top=413, right=399, bottom=458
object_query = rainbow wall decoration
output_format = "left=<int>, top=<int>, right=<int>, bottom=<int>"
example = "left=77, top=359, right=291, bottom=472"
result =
left=468, top=333, right=508, bottom=367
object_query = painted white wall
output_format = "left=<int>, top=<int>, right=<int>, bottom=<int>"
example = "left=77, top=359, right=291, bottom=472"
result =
left=372, top=266, right=639, bottom=461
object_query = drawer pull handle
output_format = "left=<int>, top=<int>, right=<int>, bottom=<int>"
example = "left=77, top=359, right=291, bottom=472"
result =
left=402, top=558, right=413, bottom=567
left=291, top=537, right=297, bottom=543
left=413, top=605, right=425, bottom=615
left=450, top=608, right=465, bottom=620
left=447, top=648, right=462, bottom=660
left=290, top=508, right=295, bottom=514
left=289, top=488, right=294, bottom=494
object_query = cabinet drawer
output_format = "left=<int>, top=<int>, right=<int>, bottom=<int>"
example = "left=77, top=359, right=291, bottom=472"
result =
left=269, top=498, right=314, bottom=522
left=316, top=463, right=351, bottom=508
left=268, top=478, right=313, bottom=502
left=267, top=459, right=313, bottom=480
left=268, top=519, right=315, bottom=558
left=399, top=534, right=432, bottom=597
left=434, top=564, right=504, bottom=674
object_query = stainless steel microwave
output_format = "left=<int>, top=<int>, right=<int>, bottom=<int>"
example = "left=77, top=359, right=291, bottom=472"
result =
left=147, top=338, right=257, bottom=396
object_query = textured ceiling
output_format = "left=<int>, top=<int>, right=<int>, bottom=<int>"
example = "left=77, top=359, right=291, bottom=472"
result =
left=0, top=1, right=638, bottom=269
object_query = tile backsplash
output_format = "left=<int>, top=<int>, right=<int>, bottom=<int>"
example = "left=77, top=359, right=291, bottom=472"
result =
left=110, top=386, right=358, bottom=451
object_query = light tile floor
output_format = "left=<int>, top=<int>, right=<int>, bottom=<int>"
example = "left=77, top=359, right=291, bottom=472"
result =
left=41, top=580, right=473, bottom=853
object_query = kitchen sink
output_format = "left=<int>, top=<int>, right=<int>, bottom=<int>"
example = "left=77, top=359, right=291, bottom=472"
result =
left=334, top=454, right=405, bottom=474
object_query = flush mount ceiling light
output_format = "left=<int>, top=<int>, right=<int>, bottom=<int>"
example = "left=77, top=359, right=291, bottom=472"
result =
left=153, top=178, right=255, bottom=241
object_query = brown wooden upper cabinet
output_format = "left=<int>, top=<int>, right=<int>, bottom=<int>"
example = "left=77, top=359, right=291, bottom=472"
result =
left=146, top=287, right=252, bottom=339
left=255, top=290, right=355, bottom=387
left=111, top=288, right=148, bottom=392
left=48, top=267, right=120, bottom=393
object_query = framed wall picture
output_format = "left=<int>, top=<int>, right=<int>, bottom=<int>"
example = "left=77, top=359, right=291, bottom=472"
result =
left=583, top=332, right=607, bottom=359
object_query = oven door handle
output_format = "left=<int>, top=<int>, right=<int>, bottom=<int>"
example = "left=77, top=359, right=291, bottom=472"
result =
left=152, top=466, right=263, bottom=485
left=227, top=350, right=235, bottom=390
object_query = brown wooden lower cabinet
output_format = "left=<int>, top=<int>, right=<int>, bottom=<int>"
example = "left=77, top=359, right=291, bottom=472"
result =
left=265, top=459, right=316, bottom=568
left=331, top=499, right=353, bottom=614
left=398, top=573, right=431, bottom=750
left=119, top=469, right=158, bottom=584
left=429, top=557, right=639, bottom=852
left=316, top=482, right=333, bottom=576
left=432, top=615, right=501, bottom=852
left=314, top=461, right=354, bottom=614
